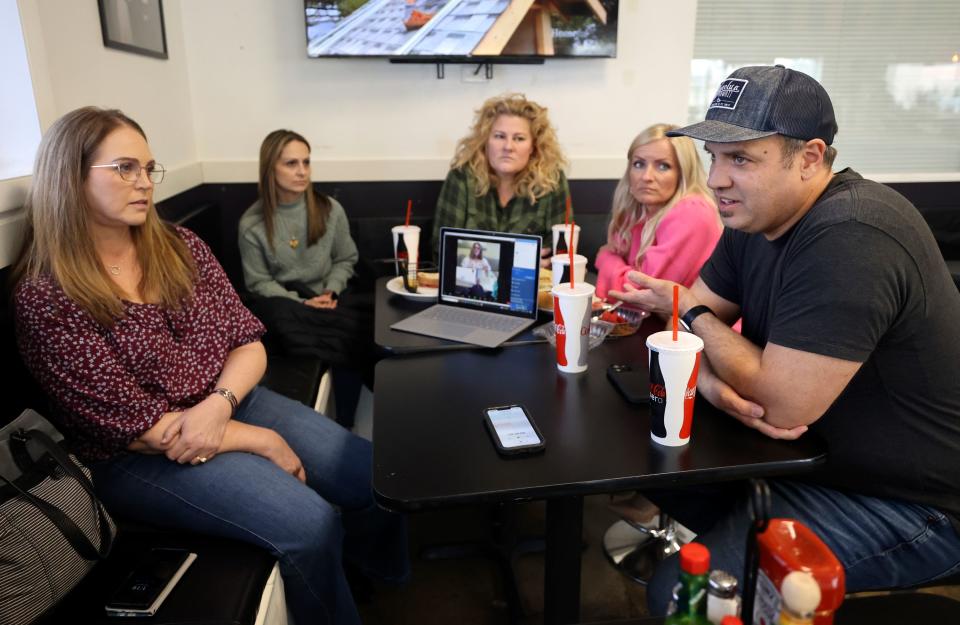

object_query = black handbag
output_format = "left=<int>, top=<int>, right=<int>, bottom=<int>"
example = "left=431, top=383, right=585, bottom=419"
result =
left=0, top=409, right=116, bottom=625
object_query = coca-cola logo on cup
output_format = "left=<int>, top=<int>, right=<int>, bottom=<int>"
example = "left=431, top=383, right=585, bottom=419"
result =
left=556, top=324, right=566, bottom=335
left=649, top=383, right=666, bottom=404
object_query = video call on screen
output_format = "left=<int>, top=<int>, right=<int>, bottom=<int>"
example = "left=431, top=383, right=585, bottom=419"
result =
left=440, top=234, right=538, bottom=314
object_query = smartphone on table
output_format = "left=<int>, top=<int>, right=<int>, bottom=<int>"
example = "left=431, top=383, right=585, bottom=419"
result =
left=483, top=404, right=545, bottom=455
left=607, top=363, right=650, bottom=405
left=104, top=547, right=197, bottom=617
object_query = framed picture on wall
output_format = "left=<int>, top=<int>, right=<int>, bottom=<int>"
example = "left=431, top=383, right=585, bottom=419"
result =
left=97, top=0, right=168, bottom=59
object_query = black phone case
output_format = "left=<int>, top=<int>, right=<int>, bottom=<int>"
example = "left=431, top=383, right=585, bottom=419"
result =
left=607, top=364, right=650, bottom=405
left=105, top=548, right=191, bottom=610
left=483, top=405, right=545, bottom=456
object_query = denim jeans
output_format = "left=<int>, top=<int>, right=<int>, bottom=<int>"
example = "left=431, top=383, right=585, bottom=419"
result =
left=91, top=385, right=409, bottom=625
left=644, top=480, right=960, bottom=616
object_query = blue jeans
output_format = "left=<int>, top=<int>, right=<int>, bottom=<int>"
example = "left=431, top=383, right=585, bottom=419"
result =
left=644, top=480, right=960, bottom=616
left=91, top=385, right=409, bottom=625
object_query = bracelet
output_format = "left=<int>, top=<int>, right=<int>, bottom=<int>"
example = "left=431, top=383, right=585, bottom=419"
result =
left=212, top=387, right=238, bottom=417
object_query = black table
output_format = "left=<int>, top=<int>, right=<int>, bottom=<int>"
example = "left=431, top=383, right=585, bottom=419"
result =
left=372, top=323, right=827, bottom=624
left=373, top=275, right=553, bottom=354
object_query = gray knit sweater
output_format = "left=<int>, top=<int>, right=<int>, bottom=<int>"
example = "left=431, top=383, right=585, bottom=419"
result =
left=238, top=195, right=358, bottom=300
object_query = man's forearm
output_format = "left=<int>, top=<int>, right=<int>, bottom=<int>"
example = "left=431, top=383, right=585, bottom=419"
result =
left=687, top=311, right=764, bottom=402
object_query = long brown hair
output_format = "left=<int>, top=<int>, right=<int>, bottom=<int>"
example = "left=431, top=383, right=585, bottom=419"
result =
left=257, top=130, right=331, bottom=252
left=606, top=123, right=717, bottom=265
left=12, top=107, right=195, bottom=327
left=451, top=93, right=567, bottom=204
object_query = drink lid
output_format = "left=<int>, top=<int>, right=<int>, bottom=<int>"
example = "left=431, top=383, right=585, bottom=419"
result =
left=679, top=542, right=710, bottom=575
left=551, top=282, right=595, bottom=297
left=551, top=254, right=587, bottom=265
left=647, top=330, right=704, bottom=352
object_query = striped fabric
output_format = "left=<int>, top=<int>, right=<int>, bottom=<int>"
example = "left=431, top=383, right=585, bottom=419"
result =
left=0, top=416, right=116, bottom=625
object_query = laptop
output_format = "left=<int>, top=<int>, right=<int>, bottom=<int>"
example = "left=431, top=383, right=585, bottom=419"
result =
left=390, top=227, right=541, bottom=348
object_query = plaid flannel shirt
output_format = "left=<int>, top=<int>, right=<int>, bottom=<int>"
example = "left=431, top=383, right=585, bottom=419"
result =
left=431, top=167, right=570, bottom=259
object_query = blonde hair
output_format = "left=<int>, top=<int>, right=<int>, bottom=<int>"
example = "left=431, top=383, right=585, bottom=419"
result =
left=607, top=124, right=716, bottom=265
left=12, top=107, right=195, bottom=327
left=258, top=130, right=331, bottom=253
left=451, top=93, right=567, bottom=204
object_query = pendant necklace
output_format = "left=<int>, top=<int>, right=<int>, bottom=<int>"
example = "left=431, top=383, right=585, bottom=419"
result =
left=109, top=265, right=121, bottom=275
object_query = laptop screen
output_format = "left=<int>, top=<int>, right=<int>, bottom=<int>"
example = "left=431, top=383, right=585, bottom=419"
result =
left=438, top=228, right=541, bottom=317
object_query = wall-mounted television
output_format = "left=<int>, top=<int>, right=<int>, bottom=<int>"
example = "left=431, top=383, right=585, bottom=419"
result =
left=305, top=1, right=618, bottom=59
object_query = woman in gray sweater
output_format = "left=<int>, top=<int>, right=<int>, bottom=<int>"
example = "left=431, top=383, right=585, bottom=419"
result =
left=239, top=129, right=358, bottom=308
left=239, top=130, right=371, bottom=424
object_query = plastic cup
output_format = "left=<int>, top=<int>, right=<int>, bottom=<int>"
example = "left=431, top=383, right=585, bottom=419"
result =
left=551, top=254, right=588, bottom=288
left=646, top=331, right=704, bottom=446
left=552, top=282, right=595, bottom=373
left=392, top=225, right=420, bottom=290
left=551, top=223, right=581, bottom=255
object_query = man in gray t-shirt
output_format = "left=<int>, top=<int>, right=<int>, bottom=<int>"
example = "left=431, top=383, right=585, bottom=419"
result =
left=611, top=65, right=960, bottom=615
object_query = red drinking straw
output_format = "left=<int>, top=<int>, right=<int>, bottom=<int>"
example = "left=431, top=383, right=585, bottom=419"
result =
left=405, top=199, right=412, bottom=227
left=569, top=220, right=575, bottom=289
left=672, top=285, right=679, bottom=341
left=565, top=196, right=571, bottom=226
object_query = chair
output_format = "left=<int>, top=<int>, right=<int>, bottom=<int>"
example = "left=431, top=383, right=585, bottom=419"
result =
left=602, top=513, right=694, bottom=584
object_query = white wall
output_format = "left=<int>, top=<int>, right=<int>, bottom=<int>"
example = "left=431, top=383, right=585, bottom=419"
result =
left=180, top=0, right=698, bottom=182
left=2, top=0, right=698, bottom=265
left=0, top=0, right=200, bottom=266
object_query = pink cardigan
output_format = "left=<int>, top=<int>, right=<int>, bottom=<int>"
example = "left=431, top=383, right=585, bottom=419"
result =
left=595, top=195, right=721, bottom=299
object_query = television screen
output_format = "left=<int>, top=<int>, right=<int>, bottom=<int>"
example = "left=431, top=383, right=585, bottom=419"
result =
left=305, top=1, right=618, bottom=59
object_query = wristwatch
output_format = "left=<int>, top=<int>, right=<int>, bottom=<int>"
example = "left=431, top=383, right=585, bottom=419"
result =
left=679, top=305, right=714, bottom=333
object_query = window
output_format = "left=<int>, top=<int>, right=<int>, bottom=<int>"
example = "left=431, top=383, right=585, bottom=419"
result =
left=0, top=0, right=41, bottom=182
left=689, top=0, right=960, bottom=176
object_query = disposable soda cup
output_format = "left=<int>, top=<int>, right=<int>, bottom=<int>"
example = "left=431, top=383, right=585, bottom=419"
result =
left=551, top=223, right=581, bottom=255
left=551, top=254, right=588, bottom=288
left=391, top=225, right=420, bottom=290
left=646, top=331, right=704, bottom=446
left=552, top=282, right=595, bottom=373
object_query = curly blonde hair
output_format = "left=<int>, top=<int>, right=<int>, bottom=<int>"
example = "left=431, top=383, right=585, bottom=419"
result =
left=451, top=93, right=567, bottom=204
left=607, top=124, right=716, bottom=266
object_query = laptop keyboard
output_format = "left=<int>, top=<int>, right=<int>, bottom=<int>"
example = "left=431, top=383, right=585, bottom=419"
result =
left=422, top=306, right=528, bottom=332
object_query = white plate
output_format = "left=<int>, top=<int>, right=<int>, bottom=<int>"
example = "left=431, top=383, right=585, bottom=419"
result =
left=386, top=276, right=438, bottom=300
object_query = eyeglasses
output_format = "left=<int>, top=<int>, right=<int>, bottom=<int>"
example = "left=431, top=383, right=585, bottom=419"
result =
left=89, top=160, right=165, bottom=184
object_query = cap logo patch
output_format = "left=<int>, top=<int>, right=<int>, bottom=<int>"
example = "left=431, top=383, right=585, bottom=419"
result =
left=709, top=79, right=748, bottom=110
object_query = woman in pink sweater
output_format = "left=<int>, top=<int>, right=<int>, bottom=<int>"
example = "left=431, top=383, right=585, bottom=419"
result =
left=595, top=123, right=720, bottom=301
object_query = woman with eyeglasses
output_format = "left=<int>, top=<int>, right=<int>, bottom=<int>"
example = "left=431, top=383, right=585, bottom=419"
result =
left=12, top=107, right=409, bottom=625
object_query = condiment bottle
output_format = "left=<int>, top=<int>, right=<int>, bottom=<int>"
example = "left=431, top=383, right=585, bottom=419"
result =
left=753, top=519, right=844, bottom=625
left=777, top=571, right=820, bottom=625
left=665, top=542, right=712, bottom=625
left=707, top=569, right=741, bottom=625
left=555, top=229, right=568, bottom=255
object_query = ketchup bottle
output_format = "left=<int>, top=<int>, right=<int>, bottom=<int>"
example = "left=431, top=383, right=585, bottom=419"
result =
left=753, top=519, right=844, bottom=625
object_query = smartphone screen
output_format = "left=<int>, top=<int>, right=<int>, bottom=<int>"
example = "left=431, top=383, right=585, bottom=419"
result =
left=485, top=405, right=542, bottom=450
left=106, top=548, right=194, bottom=612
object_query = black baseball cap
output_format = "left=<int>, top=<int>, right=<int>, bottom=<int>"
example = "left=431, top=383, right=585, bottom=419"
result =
left=668, top=65, right=838, bottom=145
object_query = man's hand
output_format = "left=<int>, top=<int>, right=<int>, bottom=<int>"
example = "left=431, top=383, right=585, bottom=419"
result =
left=698, top=365, right=808, bottom=440
left=608, top=271, right=699, bottom=316
left=162, top=395, right=232, bottom=464
left=305, top=292, right=337, bottom=309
